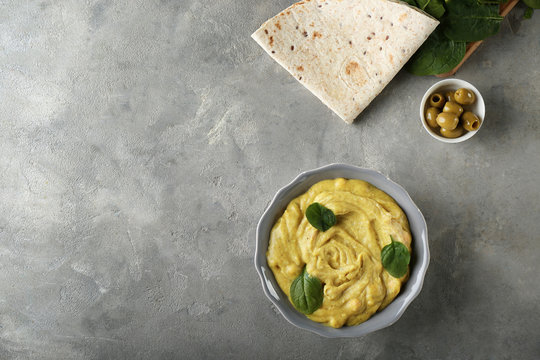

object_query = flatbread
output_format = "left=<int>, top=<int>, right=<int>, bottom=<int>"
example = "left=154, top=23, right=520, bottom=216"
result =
left=252, top=0, right=439, bottom=123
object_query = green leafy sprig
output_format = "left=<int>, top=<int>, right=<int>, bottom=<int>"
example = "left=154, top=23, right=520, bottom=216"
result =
left=290, top=266, right=324, bottom=315
left=305, top=203, right=336, bottom=232
left=405, top=0, right=507, bottom=75
left=381, top=236, right=411, bottom=278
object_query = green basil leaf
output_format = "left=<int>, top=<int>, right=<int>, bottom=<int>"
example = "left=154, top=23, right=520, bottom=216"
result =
left=443, top=0, right=503, bottom=42
left=406, top=27, right=466, bottom=75
left=305, top=202, right=336, bottom=232
left=416, top=0, right=446, bottom=19
left=290, top=267, right=323, bottom=315
left=524, top=7, right=534, bottom=19
left=381, top=236, right=411, bottom=278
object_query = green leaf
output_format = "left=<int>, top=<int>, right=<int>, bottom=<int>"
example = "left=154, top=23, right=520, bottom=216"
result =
left=305, top=202, right=336, bottom=232
left=416, top=0, right=446, bottom=19
left=524, top=7, right=534, bottom=19
left=443, top=0, right=503, bottom=42
left=381, top=236, right=411, bottom=278
left=523, top=0, right=540, bottom=8
left=406, top=27, right=466, bottom=75
left=290, top=267, right=323, bottom=315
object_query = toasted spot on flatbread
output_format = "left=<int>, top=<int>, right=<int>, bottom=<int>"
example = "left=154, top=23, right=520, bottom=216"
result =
left=269, top=36, right=274, bottom=46
left=341, top=58, right=369, bottom=90
left=345, top=61, right=359, bottom=75
left=297, top=66, right=304, bottom=71
left=313, top=31, right=322, bottom=38
left=276, top=22, right=281, bottom=30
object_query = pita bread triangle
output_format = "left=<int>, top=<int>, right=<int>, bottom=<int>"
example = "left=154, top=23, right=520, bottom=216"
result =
left=252, top=0, right=439, bottom=123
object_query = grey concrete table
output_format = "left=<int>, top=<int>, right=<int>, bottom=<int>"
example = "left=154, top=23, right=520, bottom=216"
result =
left=1, top=1, right=539, bottom=359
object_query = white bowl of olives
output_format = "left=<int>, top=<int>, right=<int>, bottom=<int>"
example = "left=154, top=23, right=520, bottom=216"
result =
left=420, top=79, right=485, bottom=143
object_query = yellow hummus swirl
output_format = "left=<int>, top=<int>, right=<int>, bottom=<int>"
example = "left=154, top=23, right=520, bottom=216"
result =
left=267, top=178, right=412, bottom=328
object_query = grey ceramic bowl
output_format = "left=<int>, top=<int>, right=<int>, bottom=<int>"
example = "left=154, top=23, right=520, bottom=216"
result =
left=255, top=164, right=429, bottom=337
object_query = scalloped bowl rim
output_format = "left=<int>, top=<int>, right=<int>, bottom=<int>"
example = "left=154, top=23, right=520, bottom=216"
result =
left=254, top=163, right=429, bottom=338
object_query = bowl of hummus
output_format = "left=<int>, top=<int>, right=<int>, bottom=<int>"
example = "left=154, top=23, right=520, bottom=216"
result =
left=255, top=164, right=429, bottom=337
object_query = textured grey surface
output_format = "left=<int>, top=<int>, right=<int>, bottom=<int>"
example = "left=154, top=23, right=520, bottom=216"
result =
left=0, top=0, right=539, bottom=359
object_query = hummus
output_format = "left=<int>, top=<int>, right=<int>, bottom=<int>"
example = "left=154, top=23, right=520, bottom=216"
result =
left=267, top=178, right=412, bottom=328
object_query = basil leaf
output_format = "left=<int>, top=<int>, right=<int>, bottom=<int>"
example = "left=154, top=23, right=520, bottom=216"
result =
left=290, top=267, right=323, bottom=315
left=406, top=27, right=466, bottom=75
left=416, top=0, right=446, bottom=19
left=524, top=7, right=534, bottom=19
left=381, top=236, right=411, bottom=278
left=443, top=0, right=503, bottom=42
left=305, top=202, right=336, bottom=232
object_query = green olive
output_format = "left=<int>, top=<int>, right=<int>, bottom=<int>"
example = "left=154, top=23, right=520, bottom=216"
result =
left=445, top=91, right=456, bottom=103
left=429, top=93, right=445, bottom=108
left=436, top=112, right=459, bottom=130
left=454, top=88, right=476, bottom=105
left=440, top=125, right=464, bottom=138
left=461, top=111, right=481, bottom=131
left=442, top=102, right=464, bottom=117
left=425, top=107, right=440, bottom=128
